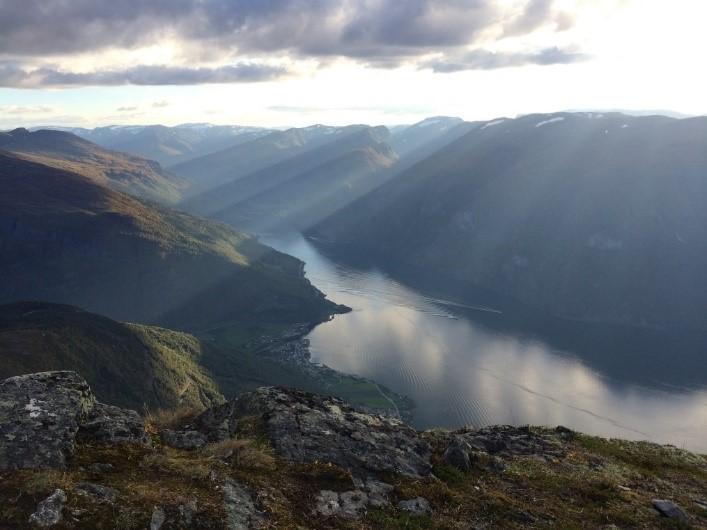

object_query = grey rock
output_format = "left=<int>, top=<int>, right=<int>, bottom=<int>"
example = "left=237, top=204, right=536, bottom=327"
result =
left=150, top=506, right=166, bottom=530
left=161, top=429, right=207, bottom=450
left=314, top=490, right=341, bottom=517
left=339, top=490, right=369, bottom=519
left=443, top=438, right=472, bottom=471
left=455, top=425, right=567, bottom=461
left=233, top=387, right=431, bottom=476
left=398, top=497, right=431, bottom=517
left=179, top=498, right=198, bottom=525
left=189, top=401, right=239, bottom=442
left=365, top=480, right=394, bottom=508
left=489, top=456, right=507, bottom=473
left=74, top=482, right=118, bottom=503
left=89, top=462, right=114, bottom=475
left=0, top=371, right=95, bottom=470
left=223, top=478, right=263, bottom=529
left=29, top=489, right=67, bottom=527
left=79, top=402, right=148, bottom=445
left=314, top=490, right=369, bottom=519
left=652, top=499, right=687, bottom=520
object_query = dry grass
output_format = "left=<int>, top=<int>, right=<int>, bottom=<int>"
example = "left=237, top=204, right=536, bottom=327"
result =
left=144, top=406, right=202, bottom=433
left=22, top=469, right=76, bottom=495
left=202, top=438, right=276, bottom=470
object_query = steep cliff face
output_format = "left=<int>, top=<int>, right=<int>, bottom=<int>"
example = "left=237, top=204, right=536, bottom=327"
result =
left=0, top=153, right=343, bottom=330
left=0, top=372, right=705, bottom=529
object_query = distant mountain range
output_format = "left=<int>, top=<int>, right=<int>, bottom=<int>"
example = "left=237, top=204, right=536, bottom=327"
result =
left=308, top=112, right=707, bottom=330
left=173, top=124, right=371, bottom=198
left=0, top=151, right=342, bottom=330
left=176, top=117, right=469, bottom=232
left=0, top=128, right=183, bottom=203
left=35, top=123, right=273, bottom=166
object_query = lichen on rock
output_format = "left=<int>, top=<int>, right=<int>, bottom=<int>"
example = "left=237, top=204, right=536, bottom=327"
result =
left=0, top=371, right=146, bottom=470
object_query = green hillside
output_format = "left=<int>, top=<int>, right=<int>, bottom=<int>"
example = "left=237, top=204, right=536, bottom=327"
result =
left=0, top=302, right=223, bottom=411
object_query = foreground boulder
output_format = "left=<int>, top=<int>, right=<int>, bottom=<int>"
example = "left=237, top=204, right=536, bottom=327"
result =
left=240, top=387, right=431, bottom=476
left=184, top=386, right=432, bottom=477
left=0, top=372, right=95, bottom=469
left=652, top=499, right=688, bottom=520
left=79, top=403, right=149, bottom=445
left=0, top=371, right=147, bottom=470
left=29, top=489, right=67, bottom=527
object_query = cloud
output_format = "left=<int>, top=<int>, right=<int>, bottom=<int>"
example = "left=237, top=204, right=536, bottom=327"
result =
left=116, top=106, right=138, bottom=112
left=0, top=1, right=570, bottom=61
left=0, top=0, right=191, bottom=56
left=0, top=62, right=288, bottom=88
left=152, top=100, right=170, bottom=108
left=503, top=0, right=572, bottom=36
left=422, top=47, right=588, bottom=72
left=0, top=105, right=54, bottom=114
left=0, top=0, right=581, bottom=86
left=268, top=104, right=438, bottom=116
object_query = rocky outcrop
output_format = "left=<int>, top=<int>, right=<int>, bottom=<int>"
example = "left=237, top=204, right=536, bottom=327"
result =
left=232, top=387, right=432, bottom=477
left=2, top=372, right=706, bottom=528
left=314, top=480, right=394, bottom=520
left=166, top=386, right=432, bottom=476
left=314, top=490, right=368, bottom=519
left=0, top=371, right=147, bottom=470
left=79, top=403, right=148, bottom=445
left=187, top=400, right=240, bottom=443
left=161, top=429, right=207, bottom=450
left=29, top=489, right=67, bottom=527
left=222, top=479, right=264, bottom=529
left=0, top=372, right=95, bottom=470
left=439, top=425, right=568, bottom=473
left=398, top=497, right=431, bottom=517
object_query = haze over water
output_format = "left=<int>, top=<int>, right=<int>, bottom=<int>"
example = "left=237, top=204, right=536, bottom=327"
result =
left=264, top=233, right=707, bottom=453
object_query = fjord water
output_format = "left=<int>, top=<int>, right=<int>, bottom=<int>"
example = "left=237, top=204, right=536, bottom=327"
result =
left=264, top=233, right=707, bottom=452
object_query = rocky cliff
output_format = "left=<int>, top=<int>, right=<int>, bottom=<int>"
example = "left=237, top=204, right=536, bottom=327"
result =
left=0, top=372, right=705, bottom=529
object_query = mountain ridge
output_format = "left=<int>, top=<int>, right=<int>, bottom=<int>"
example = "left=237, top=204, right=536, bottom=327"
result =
left=0, top=128, right=183, bottom=204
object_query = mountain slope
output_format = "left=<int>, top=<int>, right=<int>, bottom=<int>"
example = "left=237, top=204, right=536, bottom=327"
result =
left=173, top=125, right=367, bottom=198
left=0, top=301, right=223, bottom=411
left=308, top=113, right=707, bottom=330
left=389, top=116, right=466, bottom=158
left=0, top=152, right=343, bottom=330
left=0, top=128, right=183, bottom=204
left=216, top=143, right=397, bottom=232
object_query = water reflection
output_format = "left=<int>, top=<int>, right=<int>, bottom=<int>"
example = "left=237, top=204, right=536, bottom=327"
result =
left=262, top=233, right=707, bottom=453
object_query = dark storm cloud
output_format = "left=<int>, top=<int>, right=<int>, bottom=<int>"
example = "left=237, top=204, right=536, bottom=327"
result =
left=0, top=0, right=579, bottom=86
left=0, top=1, right=497, bottom=57
left=0, top=62, right=287, bottom=88
left=0, top=0, right=566, bottom=58
left=423, top=47, right=588, bottom=72
left=0, top=0, right=196, bottom=56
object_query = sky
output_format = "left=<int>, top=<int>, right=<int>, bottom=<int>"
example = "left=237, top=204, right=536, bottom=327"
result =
left=0, top=0, right=706, bottom=129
